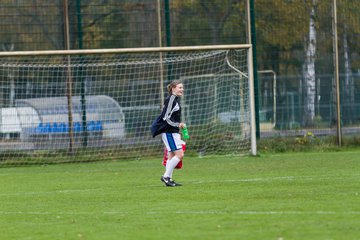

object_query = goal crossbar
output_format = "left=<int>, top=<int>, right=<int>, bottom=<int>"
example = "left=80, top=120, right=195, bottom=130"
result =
left=0, top=44, right=252, bottom=57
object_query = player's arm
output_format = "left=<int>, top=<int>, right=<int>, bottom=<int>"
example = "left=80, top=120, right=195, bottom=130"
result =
left=163, top=95, right=180, bottom=127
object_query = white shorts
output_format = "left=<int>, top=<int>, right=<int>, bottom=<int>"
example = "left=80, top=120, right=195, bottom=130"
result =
left=161, top=133, right=185, bottom=152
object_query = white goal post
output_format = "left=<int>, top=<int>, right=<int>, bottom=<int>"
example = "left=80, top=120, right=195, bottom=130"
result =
left=0, top=44, right=256, bottom=165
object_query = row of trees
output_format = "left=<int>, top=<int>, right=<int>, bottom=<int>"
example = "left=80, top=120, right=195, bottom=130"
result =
left=0, top=0, right=359, bottom=126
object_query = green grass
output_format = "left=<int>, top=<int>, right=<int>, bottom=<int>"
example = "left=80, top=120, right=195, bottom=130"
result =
left=1, top=150, right=360, bottom=240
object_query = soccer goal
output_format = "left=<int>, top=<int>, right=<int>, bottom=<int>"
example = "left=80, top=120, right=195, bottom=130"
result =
left=0, top=45, right=256, bottom=165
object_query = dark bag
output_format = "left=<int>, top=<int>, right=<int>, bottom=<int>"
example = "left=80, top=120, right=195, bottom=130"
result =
left=150, top=115, right=165, bottom=137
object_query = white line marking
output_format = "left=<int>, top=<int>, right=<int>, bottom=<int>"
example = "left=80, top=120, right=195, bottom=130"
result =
left=0, top=211, right=359, bottom=216
left=1, top=174, right=358, bottom=196
left=0, top=188, right=102, bottom=197
left=175, top=210, right=360, bottom=215
left=192, top=174, right=360, bottom=184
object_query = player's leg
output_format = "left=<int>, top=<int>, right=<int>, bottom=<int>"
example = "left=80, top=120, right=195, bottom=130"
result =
left=164, top=143, right=185, bottom=169
left=175, top=143, right=186, bottom=169
left=165, top=149, right=183, bottom=176
left=161, top=133, right=183, bottom=186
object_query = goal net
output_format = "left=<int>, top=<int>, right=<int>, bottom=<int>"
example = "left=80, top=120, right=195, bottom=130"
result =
left=0, top=45, right=256, bottom=165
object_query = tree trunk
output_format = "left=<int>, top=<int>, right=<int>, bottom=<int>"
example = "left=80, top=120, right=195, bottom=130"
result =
left=302, top=0, right=317, bottom=126
left=343, top=30, right=354, bottom=124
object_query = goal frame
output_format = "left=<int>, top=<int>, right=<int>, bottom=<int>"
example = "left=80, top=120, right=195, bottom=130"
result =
left=0, top=44, right=256, bottom=156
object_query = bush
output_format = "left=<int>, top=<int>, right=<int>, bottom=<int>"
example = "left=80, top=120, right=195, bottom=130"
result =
left=257, top=133, right=341, bottom=153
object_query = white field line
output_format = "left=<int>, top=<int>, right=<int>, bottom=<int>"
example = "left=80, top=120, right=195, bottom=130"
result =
left=192, top=174, right=360, bottom=184
left=0, top=210, right=360, bottom=216
left=0, top=174, right=359, bottom=196
left=173, top=210, right=360, bottom=215
left=0, top=188, right=102, bottom=197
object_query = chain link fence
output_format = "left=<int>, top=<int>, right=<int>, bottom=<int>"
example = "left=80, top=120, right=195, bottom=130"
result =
left=0, top=0, right=359, bottom=142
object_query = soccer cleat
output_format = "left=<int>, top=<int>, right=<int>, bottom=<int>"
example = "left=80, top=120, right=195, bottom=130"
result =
left=161, top=176, right=182, bottom=187
left=161, top=176, right=175, bottom=187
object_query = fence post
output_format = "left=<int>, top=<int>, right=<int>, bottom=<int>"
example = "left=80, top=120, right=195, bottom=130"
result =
left=248, top=0, right=260, bottom=139
left=64, top=0, right=75, bottom=154
left=332, top=0, right=342, bottom=146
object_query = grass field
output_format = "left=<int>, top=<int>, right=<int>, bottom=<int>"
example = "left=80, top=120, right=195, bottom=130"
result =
left=0, top=150, right=360, bottom=240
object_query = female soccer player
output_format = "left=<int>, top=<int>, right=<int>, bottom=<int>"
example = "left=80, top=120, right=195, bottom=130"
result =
left=151, top=80, right=186, bottom=187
